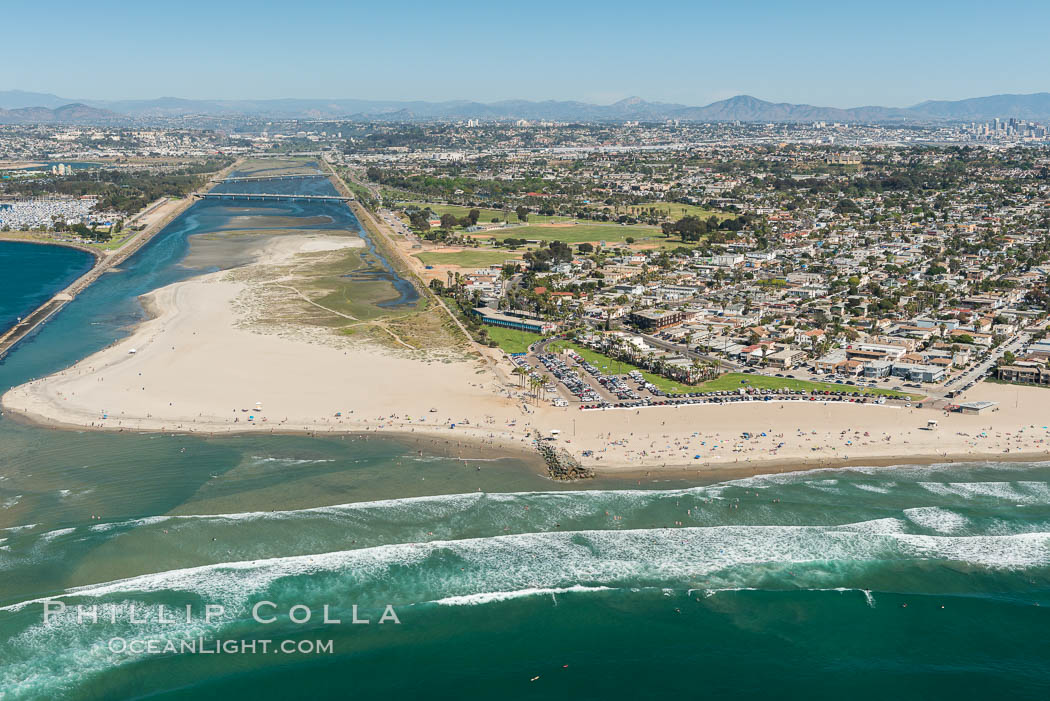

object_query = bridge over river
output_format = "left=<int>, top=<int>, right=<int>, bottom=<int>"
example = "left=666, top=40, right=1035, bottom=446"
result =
left=194, top=192, right=352, bottom=203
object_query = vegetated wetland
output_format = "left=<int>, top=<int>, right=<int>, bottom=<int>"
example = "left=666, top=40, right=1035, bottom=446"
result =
left=180, top=163, right=447, bottom=349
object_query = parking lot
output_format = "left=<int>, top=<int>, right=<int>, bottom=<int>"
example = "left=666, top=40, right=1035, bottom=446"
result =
left=515, top=350, right=914, bottom=412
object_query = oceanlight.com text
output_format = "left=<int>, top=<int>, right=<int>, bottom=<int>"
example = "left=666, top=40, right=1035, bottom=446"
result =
left=107, top=637, right=335, bottom=655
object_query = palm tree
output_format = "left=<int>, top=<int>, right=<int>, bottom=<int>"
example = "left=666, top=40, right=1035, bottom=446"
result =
left=528, top=376, right=543, bottom=404
left=690, top=359, right=702, bottom=383
left=513, top=366, right=528, bottom=388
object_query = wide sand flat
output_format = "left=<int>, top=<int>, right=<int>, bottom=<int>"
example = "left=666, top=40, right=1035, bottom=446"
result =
left=4, top=233, right=1050, bottom=477
left=554, top=381, right=1050, bottom=474
left=1, top=271, right=524, bottom=440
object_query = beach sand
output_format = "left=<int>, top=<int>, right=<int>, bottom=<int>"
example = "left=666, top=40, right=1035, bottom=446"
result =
left=4, top=233, right=1050, bottom=479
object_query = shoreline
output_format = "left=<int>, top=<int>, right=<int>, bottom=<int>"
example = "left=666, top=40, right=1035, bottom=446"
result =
left=4, top=169, right=1050, bottom=484
left=0, top=403, right=545, bottom=465
left=0, top=235, right=105, bottom=260
left=5, top=397, right=1048, bottom=483
left=4, top=253, right=1049, bottom=480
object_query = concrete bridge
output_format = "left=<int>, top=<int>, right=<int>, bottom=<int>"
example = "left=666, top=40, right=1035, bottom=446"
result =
left=219, top=174, right=327, bottom=183
left=195, top=192, right=352, bottom=203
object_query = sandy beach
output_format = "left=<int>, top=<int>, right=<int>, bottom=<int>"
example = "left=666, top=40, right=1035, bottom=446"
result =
left=4, top=231, right=1050, bottom=478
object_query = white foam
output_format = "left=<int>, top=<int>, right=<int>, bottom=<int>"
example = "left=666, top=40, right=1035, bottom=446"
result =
left=249, top=456, right=335, bottom=466
left=2, top=601, right=218, bottom=700
left=6, top=521, right=1050, bottom=615
left=852, top=482, right=894, bottom=494
left=0, top=523, right=36, bottom=533
left=904, top=507, right=971, bottom=534
left=32, top=466, right=1044, bottom=543
left=88, top=515, right=169, bottom=533
left=37, top=527, right=75, bottom=543
left=52, top=485, right=702, bottom=531
left=432, top=585, right=614, bottom=606
left=918, top=481, right=1047, bottom=505
left=836, top=517, right=908, bottom=534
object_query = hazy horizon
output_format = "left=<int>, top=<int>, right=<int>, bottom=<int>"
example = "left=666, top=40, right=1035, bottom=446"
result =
left=6, top=89, right=1050, bottom=110
left=3, top=0, right=1049, bottom=108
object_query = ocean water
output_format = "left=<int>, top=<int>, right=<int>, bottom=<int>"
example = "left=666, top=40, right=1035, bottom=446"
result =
left=0, top=242, right=94, bottom=335
left=3, top=461, right=1050, bottom=699
left=2, top=168, right=1049, bottom=700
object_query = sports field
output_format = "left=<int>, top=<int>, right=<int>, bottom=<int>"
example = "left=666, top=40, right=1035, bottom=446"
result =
left=397, top=202, right=572, bottom=224
left=482, top=223, right=662, bottom=245
left=414, top=250, right=521, bottom=268
left=484, top=326, right=543, bottom=354
left=625, top=202, right=734, bottom=221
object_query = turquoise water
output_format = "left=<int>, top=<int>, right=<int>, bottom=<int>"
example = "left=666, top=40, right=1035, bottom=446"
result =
left=4, top=460, right=1050, bottom=699
left=1, top=169, right=1049, bottom=700
left=0, top=242, right=93, bottom=335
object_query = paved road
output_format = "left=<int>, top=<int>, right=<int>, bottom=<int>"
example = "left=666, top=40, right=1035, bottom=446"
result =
left=638, top=333, right=741, bottom=370
left=943, top=324, right=1042, bottom=398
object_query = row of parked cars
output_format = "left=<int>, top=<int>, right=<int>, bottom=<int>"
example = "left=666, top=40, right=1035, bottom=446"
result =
left=537, top=353, right=601, bottom=403
left=561, top=350, right=645, bottom=401
left=596, top=373, right=640, bottom=401
left=579, top=387, right=891, bottom=411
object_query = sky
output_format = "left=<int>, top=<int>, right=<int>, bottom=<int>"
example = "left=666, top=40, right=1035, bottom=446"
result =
left=3, top=0, right=1049, bottom=107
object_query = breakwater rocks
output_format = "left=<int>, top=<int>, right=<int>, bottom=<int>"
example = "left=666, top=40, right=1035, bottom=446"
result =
left=535, top=439, right=594, bottom=481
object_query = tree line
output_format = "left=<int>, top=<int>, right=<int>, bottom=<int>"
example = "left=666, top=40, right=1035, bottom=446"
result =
left=2, top=158, right=233, bottom=214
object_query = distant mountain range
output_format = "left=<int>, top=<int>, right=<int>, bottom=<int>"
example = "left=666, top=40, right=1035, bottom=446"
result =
left=2, top=90, right=1050, bottom=124
left=0, top=102, right=123, bottom=125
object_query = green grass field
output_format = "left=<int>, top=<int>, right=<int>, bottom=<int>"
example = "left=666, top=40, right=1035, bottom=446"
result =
left=696, top=373, right=922, bottom=399
left=396, top=202, right=572, bottom=225
left=549, top=341, right=695, bottom=393
left=484, top=326, right=543, bottom=354
left=483, top=223, right=662, bottom=245
left=625, top=202, right=734, bottom=221
left=414, top=250, right=521, bottom=268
